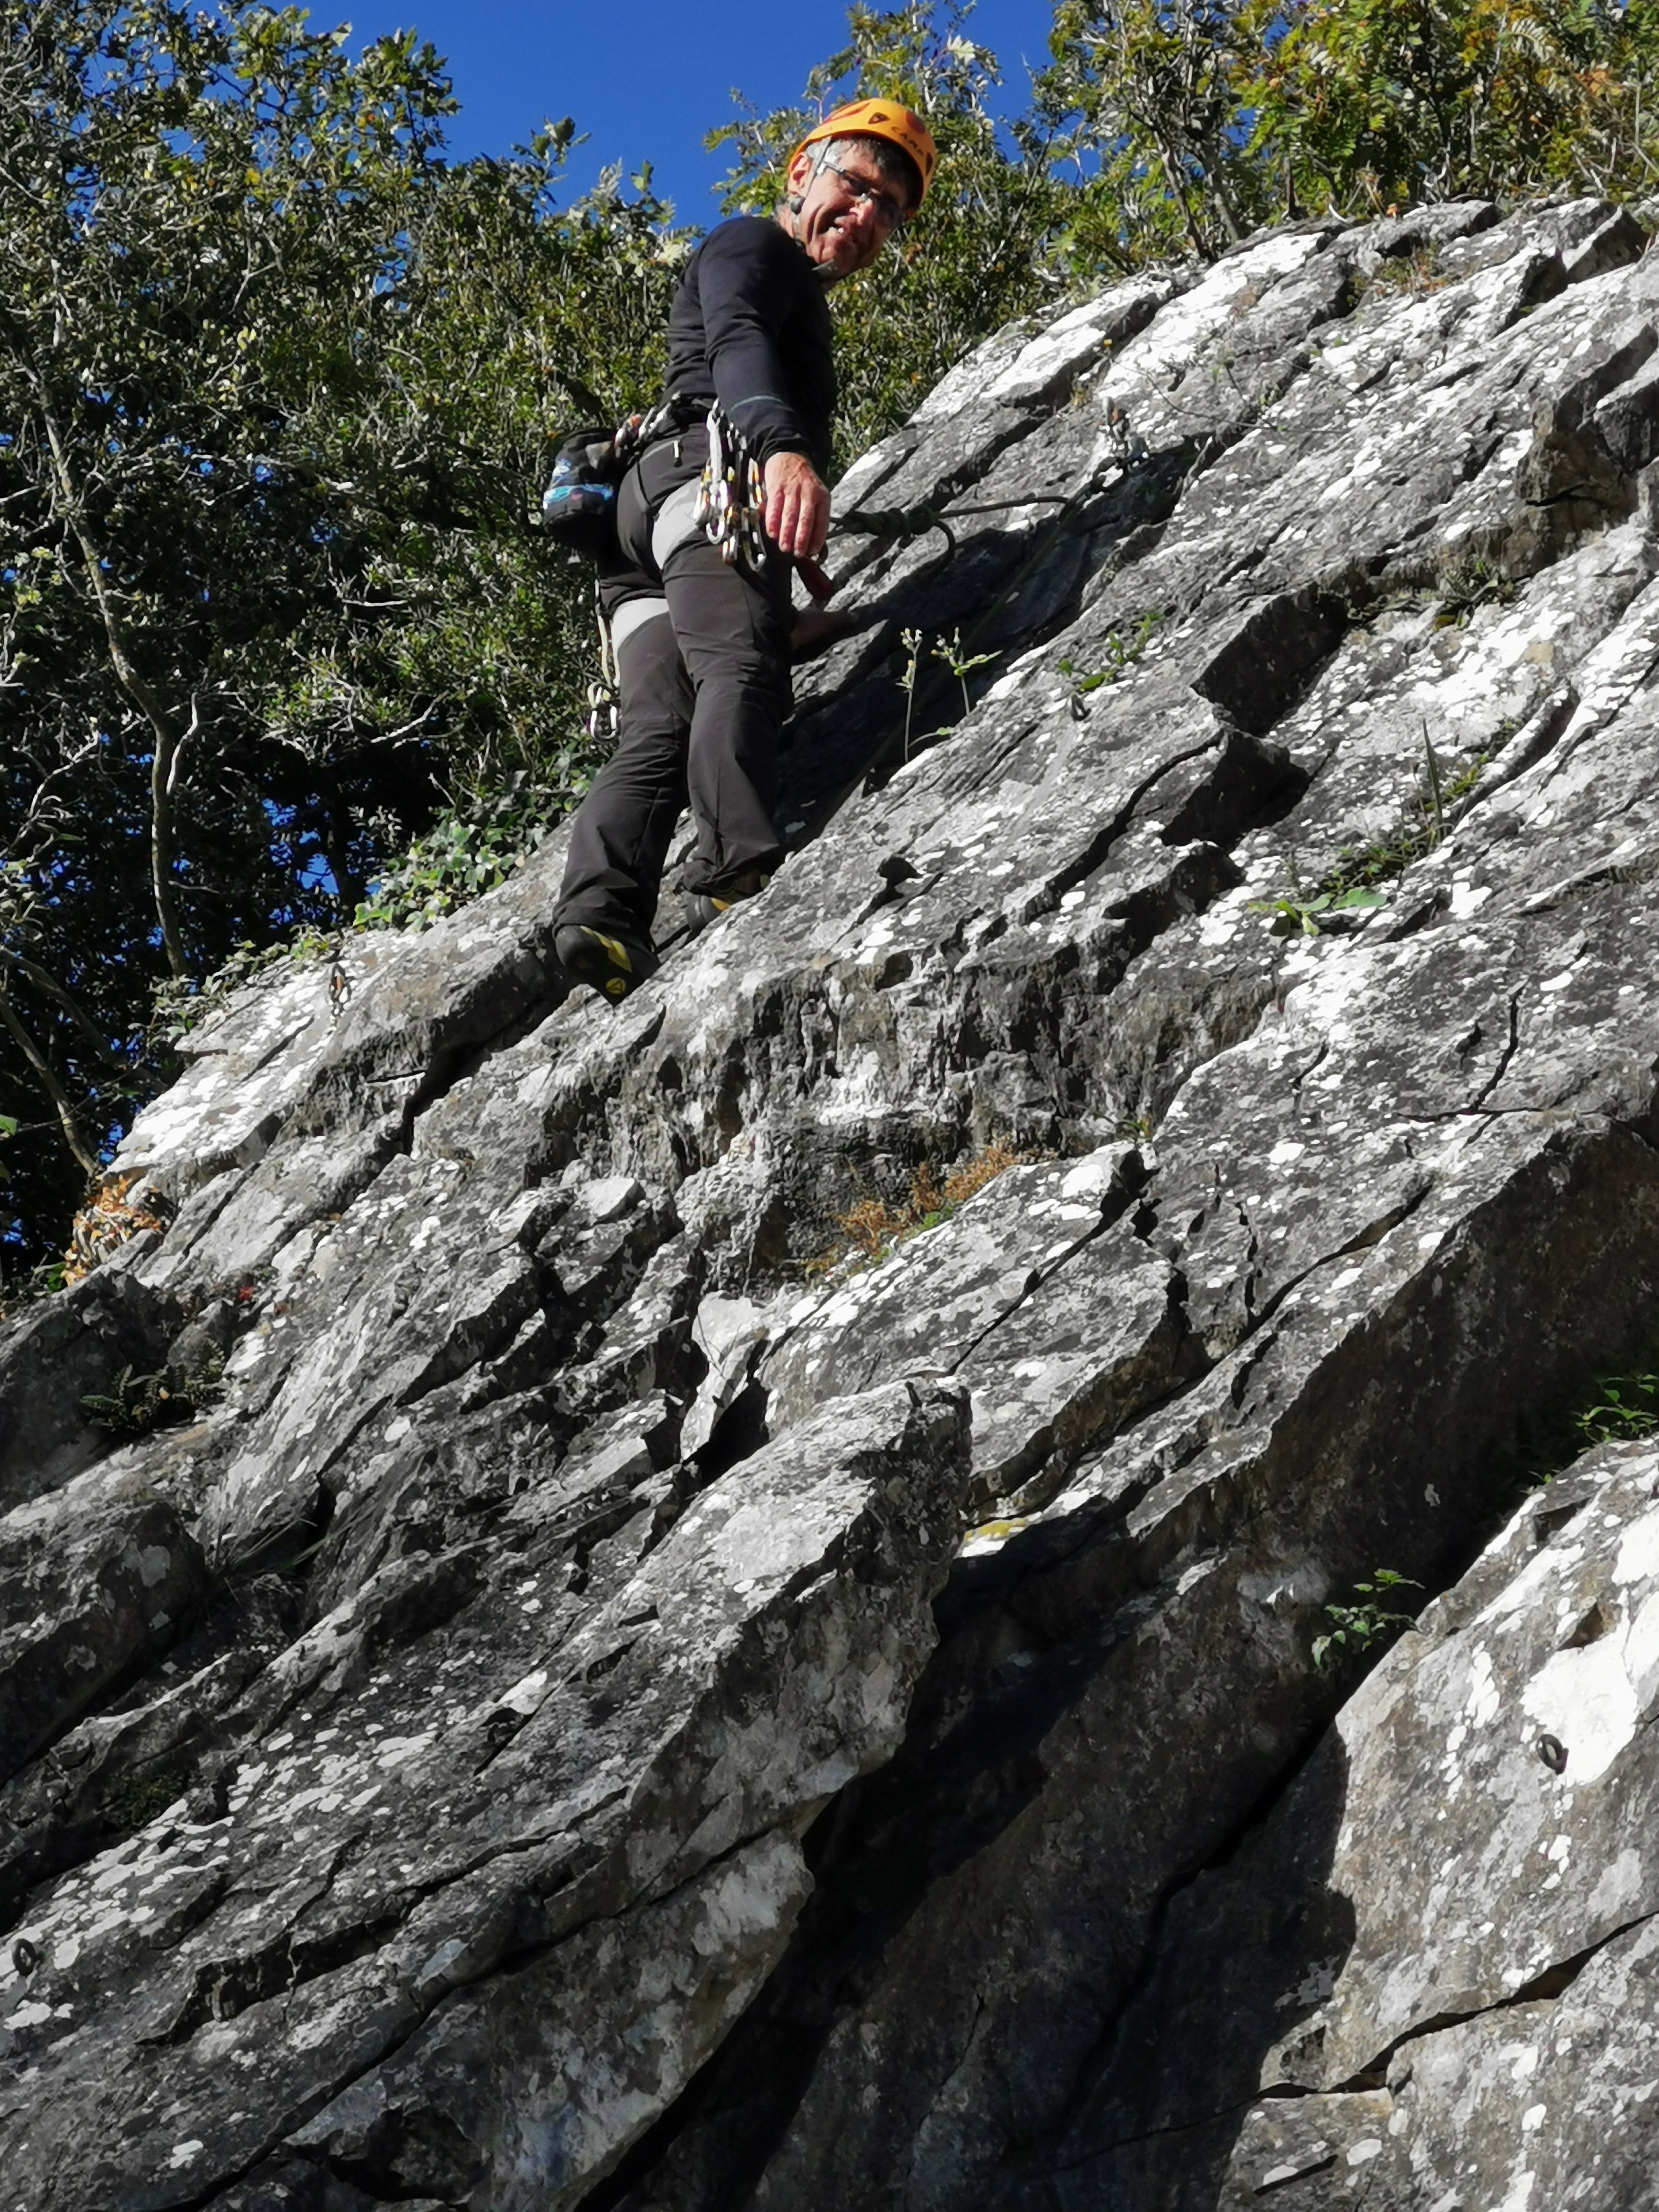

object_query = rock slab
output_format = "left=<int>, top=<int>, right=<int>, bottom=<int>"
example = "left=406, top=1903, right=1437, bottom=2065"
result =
left=7, top=198, right=1659, bottom=2209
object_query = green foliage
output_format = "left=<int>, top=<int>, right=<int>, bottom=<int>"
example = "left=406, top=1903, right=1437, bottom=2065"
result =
left=1577, top=1371, right=1659, bottom=1446
left=1250, top=0, right=1659, bottom=214
left=81, top=1354, right=222, bottom=1436
left=354, top=769, right=583, bottom=932
left=1505, top=1343, right=1659, bottom=1495
left=893, top=623, right=1002, bottom=757
left=1433, top=554, right=1518, bottom=630
left=1247, top=883, right=1386, bottom=936
left=1574, top=1370, right=1659, bottom=1448
left=933, top=629, right=1000, bottom=713
left=1056, top=609, right=1162, bottom=708
left=1313, top=743, right=1489, bottom=902
left=1253, top=731, right=1490, bottom=938
left=1312, top=1566, right=1421, bottom=1669
left=1041, top=0, right=1270, bottom=267
left=102, top=1758, right=193, bottom=1839
left=0, top=2, right=680, bottom=1270
left=1039, top=0, right=1659, bottom=269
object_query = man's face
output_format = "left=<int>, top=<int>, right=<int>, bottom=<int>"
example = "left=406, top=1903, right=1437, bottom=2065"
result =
left=784, top=144, right=913, bottom=278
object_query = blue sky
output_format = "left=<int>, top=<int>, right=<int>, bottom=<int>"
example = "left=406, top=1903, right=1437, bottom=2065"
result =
left=338, top=1, right=1059, bottom=219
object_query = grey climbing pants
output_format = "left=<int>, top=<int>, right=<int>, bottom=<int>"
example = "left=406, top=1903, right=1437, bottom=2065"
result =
left=554, top=430, right=793, bottom=942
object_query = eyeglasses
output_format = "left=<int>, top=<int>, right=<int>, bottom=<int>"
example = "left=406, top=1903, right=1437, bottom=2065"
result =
left=816, top=154, right=912, bottom=232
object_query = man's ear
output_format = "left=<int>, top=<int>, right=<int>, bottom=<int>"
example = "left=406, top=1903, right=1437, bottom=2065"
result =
left=783, top=147, right=816, bottom=200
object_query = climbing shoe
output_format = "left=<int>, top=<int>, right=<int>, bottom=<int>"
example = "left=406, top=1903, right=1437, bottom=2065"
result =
left=683, top=870, right=770, bottom=937
left=554, top=923, right=660, bottom=1003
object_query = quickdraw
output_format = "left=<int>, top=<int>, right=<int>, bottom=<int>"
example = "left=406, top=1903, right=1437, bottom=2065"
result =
left=696, top=402, right=769, bottom=573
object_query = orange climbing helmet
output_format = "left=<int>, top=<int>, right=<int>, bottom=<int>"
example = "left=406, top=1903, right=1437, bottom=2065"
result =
left=790, top=99, right=937, bottom=206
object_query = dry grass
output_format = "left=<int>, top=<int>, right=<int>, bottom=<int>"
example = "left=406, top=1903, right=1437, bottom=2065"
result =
left=62, top=1173, right=173, bottom=1286
left=817, top=1138, right=1031, bottom=1273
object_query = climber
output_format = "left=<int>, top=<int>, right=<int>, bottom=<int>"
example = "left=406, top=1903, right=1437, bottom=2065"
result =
left=551, top=99, right=937, bottom=1003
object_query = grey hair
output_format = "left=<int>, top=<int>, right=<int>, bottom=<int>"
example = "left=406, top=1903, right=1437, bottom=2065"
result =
left=811, top=132, right=923, bottom=213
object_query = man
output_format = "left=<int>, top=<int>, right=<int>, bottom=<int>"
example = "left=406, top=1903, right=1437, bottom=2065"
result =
left=551, top=99, right=936, bottom=1002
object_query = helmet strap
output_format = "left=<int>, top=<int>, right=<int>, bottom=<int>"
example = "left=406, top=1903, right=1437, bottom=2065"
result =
left=787, top=141, right=846, bottom=281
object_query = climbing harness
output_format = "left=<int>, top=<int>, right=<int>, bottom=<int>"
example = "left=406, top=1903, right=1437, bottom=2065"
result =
left=695, top=402, right=769, bottom=574
left=573, top=409, right=1074, bottom=737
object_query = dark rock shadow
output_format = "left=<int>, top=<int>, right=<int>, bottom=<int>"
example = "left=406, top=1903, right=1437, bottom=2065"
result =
left=1010, top=1729, right=1356, bottom=2211
left=584, top=1617, right=1105, bottom=2212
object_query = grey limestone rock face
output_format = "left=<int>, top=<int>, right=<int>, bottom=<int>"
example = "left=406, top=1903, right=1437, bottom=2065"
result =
left=9, top=197, right=1659, bottom=2207
left=0, top=1378, right=968, bottom=2208
left=1059, top=1436, right=1659, bottom=2212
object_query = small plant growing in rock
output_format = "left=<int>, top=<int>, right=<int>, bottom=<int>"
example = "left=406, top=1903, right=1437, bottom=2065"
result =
left=102, top=1757, right=193, bottom=1838
left=81, top=1353, right=223, bottom=1437
left=1364, top=246, right=1447, bottom=302
left=894, top=629, right=999, bottom=762
left=933, top=629, right=998, bottom=718
left=1312, top=1567, right=1421, bottom=1669
left=1319, top=742, right=1489, bottom=893
left=1513, top=1352, right=1659, bottom=1492
left=897, top=626, right=927, bottom=762
left=1247, top=884, right=1386, bottom=937
left=1433, top=554, right=1517, bottom=629
left=0, top=1253, right=66, bottom=1319
left=355, top=769, right=572, bottom=934
left=1057, top=610, right=1161, bottom=717
left=60, top=1173, right=176, bottom=1286
left=1573, top=1370, right=1659, bottom=1449
left=1254, top=734, right=1491, bottom=937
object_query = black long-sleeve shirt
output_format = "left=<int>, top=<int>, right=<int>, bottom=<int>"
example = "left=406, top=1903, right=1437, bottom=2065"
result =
left=665, top=216, right=836, bottom=477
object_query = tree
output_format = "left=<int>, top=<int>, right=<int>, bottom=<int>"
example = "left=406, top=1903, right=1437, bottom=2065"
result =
left=1040, top=0, right=1659, bottom=255
left=1249, top=0, right=1659, bottom=211
left=1038, top=0, right=1269, bottom=268
left=0, top=1, right=441, bottom=1265
left=0, top=2, right=691, bottom=1279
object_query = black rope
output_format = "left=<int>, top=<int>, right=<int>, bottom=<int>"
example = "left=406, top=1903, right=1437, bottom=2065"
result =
left=831, top=489, right=1075, bottom=581
left=836, top=491, right=1070, bottom=538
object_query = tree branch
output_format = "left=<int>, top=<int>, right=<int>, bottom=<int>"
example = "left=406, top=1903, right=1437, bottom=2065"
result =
left=0, top=947, right=130, bottom=1069
left=24, top=353, right=195, bottom=976
left=0, top=987, right=99, bottom=1177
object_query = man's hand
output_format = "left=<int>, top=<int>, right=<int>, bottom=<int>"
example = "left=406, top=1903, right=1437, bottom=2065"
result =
left=763, top=451, right=830, bottom=560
